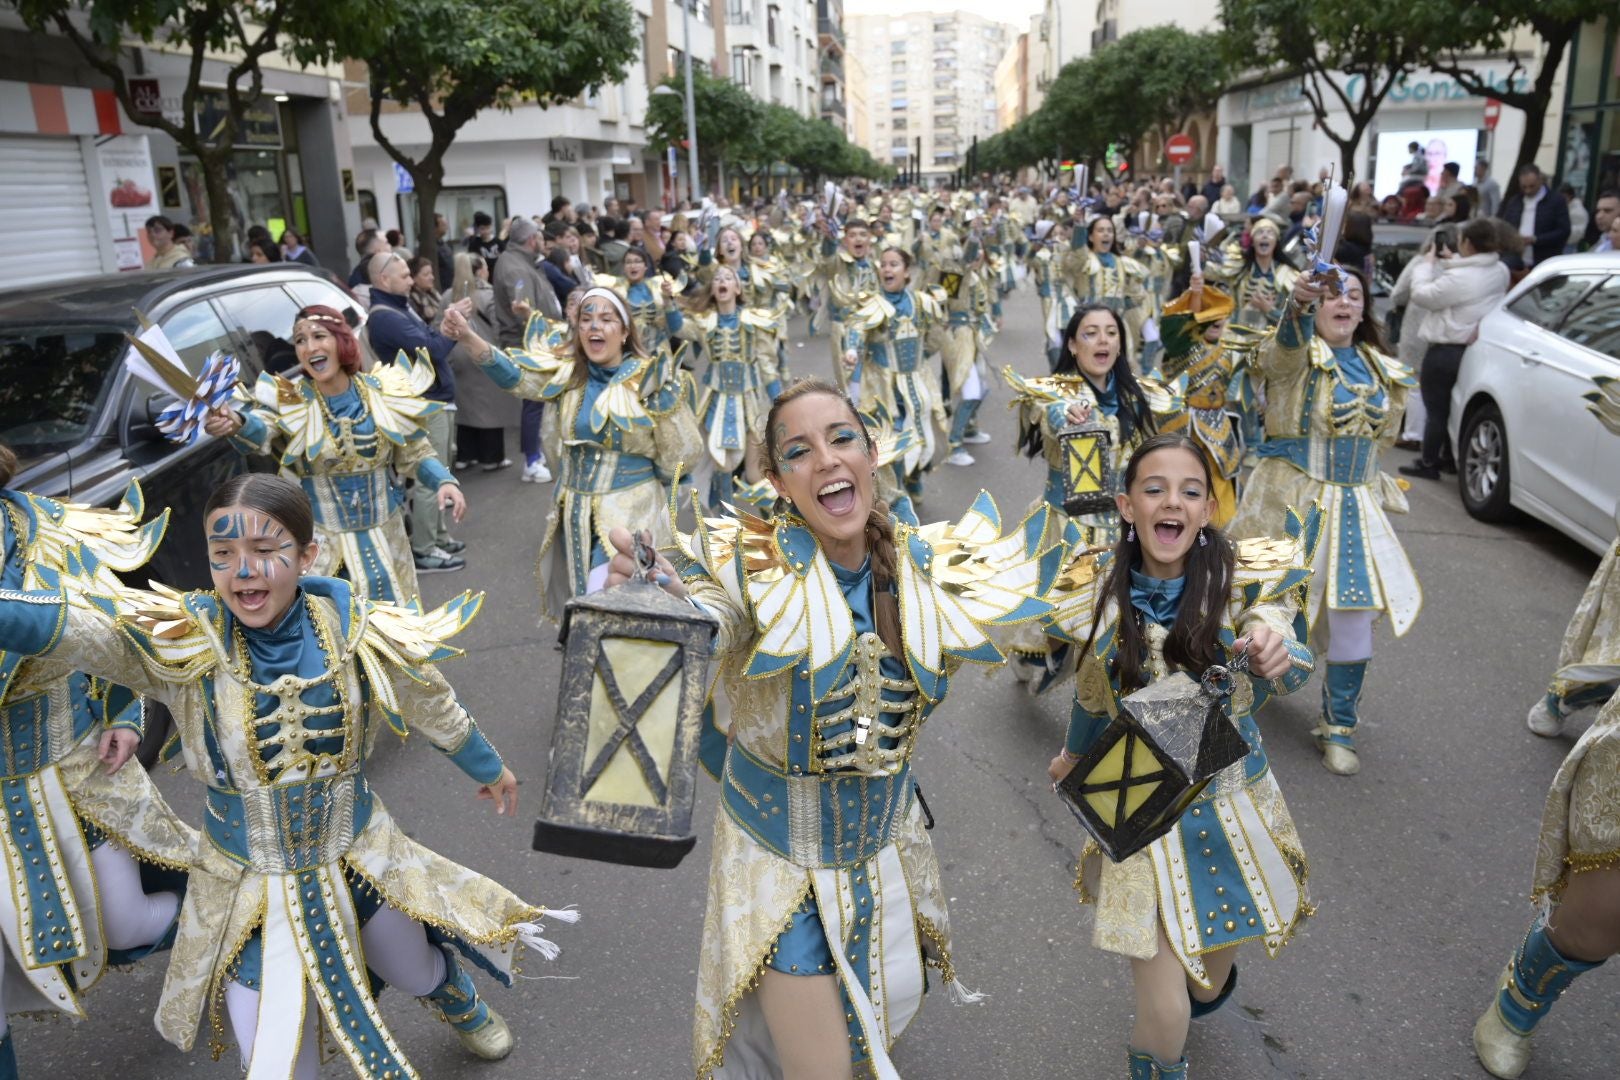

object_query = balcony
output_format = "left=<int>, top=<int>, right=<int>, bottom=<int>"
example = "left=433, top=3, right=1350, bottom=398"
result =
left=1091, top=19, right=1116, bottom=49
left=820, top=53, right=844, bottom=82
left=726, top=4, right=752, bottom=24
left=817, top=18, right=844, bottom=48
left=821, top=96, right=846, bottom=119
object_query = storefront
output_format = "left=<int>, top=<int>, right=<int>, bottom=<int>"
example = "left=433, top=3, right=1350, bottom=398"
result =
left=1217, top=62, right=1538, bottom=202
left=1557, top=16, right=1620, bottom=210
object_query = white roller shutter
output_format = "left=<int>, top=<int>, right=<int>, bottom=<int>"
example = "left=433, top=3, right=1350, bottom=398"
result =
left=0, top=135, right=104, bottom=289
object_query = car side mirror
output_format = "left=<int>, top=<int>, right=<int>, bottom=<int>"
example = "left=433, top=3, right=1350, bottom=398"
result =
left=128, top=391, right=176, bottom=444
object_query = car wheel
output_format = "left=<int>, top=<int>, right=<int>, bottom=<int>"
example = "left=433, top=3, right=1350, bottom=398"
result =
left=1458, top=401, right=1515, bottom=522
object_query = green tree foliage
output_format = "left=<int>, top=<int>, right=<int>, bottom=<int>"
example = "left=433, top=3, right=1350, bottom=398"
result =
left=13, top=0, right=387, bottom=262
left=982, top=26, right=1226, bottom=177
left=1412, top=0, right=1616, bottom=172
left=646, top=66, right=760, bottom=195
left=337, top=0, right=637, bottom=253
left=1221, top=0, right=1436, bottom=181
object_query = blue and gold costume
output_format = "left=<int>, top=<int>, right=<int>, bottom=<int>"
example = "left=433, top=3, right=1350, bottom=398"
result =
left=0, top=482, right=195, bottom=1069
left=680, top=493, right=1060, bottom=1077
left=471, top=315, right=703, bottom=619
left=1051, top=509, right=1320, bottom=1077
left=1228, top=299, right=1420, bottom=762
left=227, top=354, right=456, bottom=604
left=0, top=569, right=570, bottom=1079
left=680, top=306, right=781, bottom=506
left=845, top=287, right=947, bottom=500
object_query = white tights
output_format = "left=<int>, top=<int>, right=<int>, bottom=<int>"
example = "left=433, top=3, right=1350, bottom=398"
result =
left=1321, top=608, right=1376, bottom=663
left=0, top=841, right=178, bottom=1042
left=225, top=904, right=448, bottom=1076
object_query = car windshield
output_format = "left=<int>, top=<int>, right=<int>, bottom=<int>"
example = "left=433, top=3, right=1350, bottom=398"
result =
left=0, top=325, right=125, bottom=461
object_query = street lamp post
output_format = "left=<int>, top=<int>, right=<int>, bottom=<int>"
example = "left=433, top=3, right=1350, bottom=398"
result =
left=652, top=2, right=701, bottom=205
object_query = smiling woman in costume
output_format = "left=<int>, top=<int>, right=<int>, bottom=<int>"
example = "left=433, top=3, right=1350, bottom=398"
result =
left=0, top=473, right=573, bottom=1079
left=204, top=304, right=468, bottom=604
left=605, top=378, right=1057, bottom=1078
left=462, top=285, right=703, bottom=619
left=1227, top=266, right=1419, bottom=776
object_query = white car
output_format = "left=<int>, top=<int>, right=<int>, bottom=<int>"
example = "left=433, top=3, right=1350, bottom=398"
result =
left=1448, top=252, right=1620, bottom=555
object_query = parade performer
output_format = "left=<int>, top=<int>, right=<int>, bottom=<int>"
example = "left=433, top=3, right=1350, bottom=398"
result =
left=603, top=378, right=1058, bottom=1079
left=745, top=229, right=799, bottom=380
left=463, top=286, right=702, bottom=619
left=0, top=451, right=196, bottom=1074
left=1227, top=266, right=1419, bottom=776
left=1472, top=684, right=1620, bottom=1078
left=1003, top=305, right=1175, bottom=692
left=1207, top=218, right=1300, bottom=449
left=204, top=305, right=467, bottom=604
left=0, top=472, right=574, bottom=1079
left=679, top=264, right=783, bottom=508
left=1062, top=218, right=1151, bottom=361
left=620, top=245, right=685, bottom=363
left=1030, top=220, right=1081, bottom=371
left=843, top=247, right=946, bottom=505
left=922, top=226, right=993, bottom=466
left=1048, top=434, right=1317, bottom=1080
left=1156, top=279, right=1263, bottom=529
left=814, top=217, right=879, bottom=386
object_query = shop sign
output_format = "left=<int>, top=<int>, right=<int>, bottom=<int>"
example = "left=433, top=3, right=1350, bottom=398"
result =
left=1231, top=67, right=1530, bottom=124
left=149, top=82, right=284, bottom=148
left=549, top=139, right=580, bottom=164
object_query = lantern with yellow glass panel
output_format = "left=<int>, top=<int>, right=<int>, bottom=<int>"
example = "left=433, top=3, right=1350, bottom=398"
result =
left=1056, top=420, right=1116, bottom=517
left=533, top=536, right=716, bottom=868
left=1057, top=659, right=1252, bottom=862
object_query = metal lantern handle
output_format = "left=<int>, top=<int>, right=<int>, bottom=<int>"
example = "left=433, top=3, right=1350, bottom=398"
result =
left=630, top=529, right=658, bottom=585
left=1199, top=648, right=1252, bottom=699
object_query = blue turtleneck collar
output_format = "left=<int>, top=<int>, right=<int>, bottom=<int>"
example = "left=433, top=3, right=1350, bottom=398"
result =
left=586, top=358, right=620, bottom=385
left=1090, top=371, right=1119, bottom=416
left=1129, top=568, right=1185, bottom=626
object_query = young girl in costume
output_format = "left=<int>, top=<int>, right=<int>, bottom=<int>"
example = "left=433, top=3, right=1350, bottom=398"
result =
left=1048, top=434, right=1318, bottom=1080
left=1227, top=266, right=1419, bottom=776
left=0, top=447, right=195, bottom=1074
left=1062, top=217, right=1151, bottom=360
left=1003, top=305, right=1175, bottom=693
left=0, top=473, right=574, bottom=1079
left=204, top=305, right=468, bottom=604
left=604, top=378, right=1057, bottom=1079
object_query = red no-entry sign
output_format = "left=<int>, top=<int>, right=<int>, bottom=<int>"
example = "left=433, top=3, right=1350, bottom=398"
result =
left=1484, top=100, right=1501, bottom=131
left=1166, top=133, right=1196, bottom=166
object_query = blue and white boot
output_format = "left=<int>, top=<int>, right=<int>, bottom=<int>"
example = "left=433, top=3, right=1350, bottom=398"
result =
left=0, top=1030, right=16, bottom=1080
left=1474, top=923, right=1605, bottom=1078
left=1128, top=1046, right=1187, bottom=1078
left=421, top=943, right=513, bottom=1061
left=1312, top=660, right=1367, bottom=775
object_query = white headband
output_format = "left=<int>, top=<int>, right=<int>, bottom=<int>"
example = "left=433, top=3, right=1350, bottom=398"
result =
left=575, top=286, right=630, bottom=325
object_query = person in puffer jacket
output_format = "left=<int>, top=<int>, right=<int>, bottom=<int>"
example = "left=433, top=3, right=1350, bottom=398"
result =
left=1398, top=218, right=1511, bottom=480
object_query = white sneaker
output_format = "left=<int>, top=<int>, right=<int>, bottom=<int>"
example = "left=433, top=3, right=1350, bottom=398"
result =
left=1526, top=698, right=1565, bottom=737
left=944, top=449, right=975, bottom=467
left=962, top=431, right=992, bottom=445
left=522, top=461, right=553, bottom=484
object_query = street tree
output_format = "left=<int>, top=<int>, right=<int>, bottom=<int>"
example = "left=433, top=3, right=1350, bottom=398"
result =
left=646, top=67, right=761, bottom=197
left=1102, top=27, right=1228, bottom=171
left=331, top=0, right=636, bottom=254
left=1414, top=0, right=1615, bottom=173
left=13, top=0, right=384, bottom=263
left=731, top=103, right=805, bottom=197
left=1221, top=0, right=1432, bottom=181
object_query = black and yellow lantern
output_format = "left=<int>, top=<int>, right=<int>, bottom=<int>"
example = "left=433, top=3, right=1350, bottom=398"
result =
left=533, top=537, right=717, bottom=868
left=1057, top=661, right=1252, bottom=863
left=1057, top=420, right=1116, bottom=517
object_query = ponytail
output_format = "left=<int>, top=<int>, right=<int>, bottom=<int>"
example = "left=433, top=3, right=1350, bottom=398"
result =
left=864, top=500, right=903, bottom=659
left=0, top=443, right=16, bottom=488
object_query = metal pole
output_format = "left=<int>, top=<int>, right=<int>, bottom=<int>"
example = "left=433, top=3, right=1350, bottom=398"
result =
left=681, top=0, right=700, bottom=204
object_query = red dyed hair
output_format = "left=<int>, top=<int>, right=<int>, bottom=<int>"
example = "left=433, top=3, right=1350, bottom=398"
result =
left=292, top=305, right=361, bottom=374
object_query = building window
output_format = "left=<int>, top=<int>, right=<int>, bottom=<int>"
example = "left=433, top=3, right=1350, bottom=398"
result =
left=892, top=117, right=907, bottom=131
left=891, top=97, right=908, bottom=109
left=890, top=78, right=905, bottom=92
left=890, top=40, right=906, bottom=54
left=768, top=4, right=779, bottom=46
left=934, top=152, right=957, bottom=164
left=892, top=136, right=909, bottom=148
left=891, top=60, right=906, bottom=74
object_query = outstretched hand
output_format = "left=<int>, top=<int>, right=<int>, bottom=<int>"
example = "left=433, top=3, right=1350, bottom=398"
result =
left=477, top=766, right=519, bottom=816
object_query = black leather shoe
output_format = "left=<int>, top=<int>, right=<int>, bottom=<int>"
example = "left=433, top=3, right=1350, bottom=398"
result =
left=1398, top=462, right=1441, bottom=480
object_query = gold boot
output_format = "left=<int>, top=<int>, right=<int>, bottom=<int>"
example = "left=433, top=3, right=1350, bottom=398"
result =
left=454, top=1004, right=514, bottom=1062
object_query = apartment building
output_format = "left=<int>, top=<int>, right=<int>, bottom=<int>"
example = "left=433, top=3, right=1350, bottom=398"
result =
left=847, top=9, right=1013, bottom=181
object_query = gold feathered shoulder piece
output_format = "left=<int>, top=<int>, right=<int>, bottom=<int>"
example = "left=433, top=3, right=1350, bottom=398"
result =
left=1230, top=503, right=1322, bottom=607
left=13, top=479, right=167, bottom=578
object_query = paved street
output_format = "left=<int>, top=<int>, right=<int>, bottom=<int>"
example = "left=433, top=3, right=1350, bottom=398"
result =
left=37, top=281, right=1620, bottom=1079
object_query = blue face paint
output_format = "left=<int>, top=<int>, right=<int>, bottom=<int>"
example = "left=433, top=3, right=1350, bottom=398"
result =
left=209, top=512, right=244, bottom=541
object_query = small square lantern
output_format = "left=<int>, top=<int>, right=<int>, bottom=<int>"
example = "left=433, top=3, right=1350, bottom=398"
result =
left=1057, top=421, right=1116, bottom=517
left=1057, top=662, right=1252, bottom=863
left=533, top=537, right=717, bottom=869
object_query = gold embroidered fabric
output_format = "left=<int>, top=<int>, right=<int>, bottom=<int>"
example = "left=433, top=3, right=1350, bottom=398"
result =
left=1534, top=691, right=1620, bottom=902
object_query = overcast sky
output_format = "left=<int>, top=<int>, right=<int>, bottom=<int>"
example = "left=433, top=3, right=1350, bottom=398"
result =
left=843, top=0, right=1042, bottom=31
